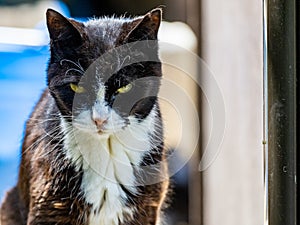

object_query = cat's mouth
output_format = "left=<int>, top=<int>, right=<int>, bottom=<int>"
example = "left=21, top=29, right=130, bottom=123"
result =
left=72, top=112, right=129, bottom=136
left=97, top=129, right=105, bottom=135
left=73, top=123, right=111, bottom=137
left=93, top=114, right=130, bottom=135
left=93, top=119, right=117, bottom=135
left=95, top=123, right=128, bottom=135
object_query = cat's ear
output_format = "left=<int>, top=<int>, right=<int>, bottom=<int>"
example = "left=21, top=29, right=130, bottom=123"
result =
left=126, top=8, right=162, bottom=42
left=46, top=9, right=83, bottom=41
left=46, top=9, right=84, bottom=58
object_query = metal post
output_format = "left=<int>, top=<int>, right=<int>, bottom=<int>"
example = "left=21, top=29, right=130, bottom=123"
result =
left=264, top=0, right=298, bottom=224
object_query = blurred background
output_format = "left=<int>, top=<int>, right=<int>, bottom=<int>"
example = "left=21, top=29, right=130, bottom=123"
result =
left=0, top=0, right=263, bottom=225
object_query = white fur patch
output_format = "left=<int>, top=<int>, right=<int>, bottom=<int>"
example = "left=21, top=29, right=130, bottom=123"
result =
left=61, top=106, right=157, bottom=225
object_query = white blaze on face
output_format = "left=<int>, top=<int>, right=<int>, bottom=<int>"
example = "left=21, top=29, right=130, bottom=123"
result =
left=91, top=83, right=127, bottom=133
left=92, top=84, right=110, bottom=129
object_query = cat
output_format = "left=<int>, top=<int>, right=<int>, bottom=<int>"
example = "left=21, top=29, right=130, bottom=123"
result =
left=0, top=8, right=169, bottom=225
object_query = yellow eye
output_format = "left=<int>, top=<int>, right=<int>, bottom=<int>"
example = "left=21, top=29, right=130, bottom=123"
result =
left=70, top=83, right=85, bottom=93
left=117, top=83, right=132, bottom=94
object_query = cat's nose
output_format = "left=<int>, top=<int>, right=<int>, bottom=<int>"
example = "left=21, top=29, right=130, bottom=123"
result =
left=94, top=118, right=107, bottom=130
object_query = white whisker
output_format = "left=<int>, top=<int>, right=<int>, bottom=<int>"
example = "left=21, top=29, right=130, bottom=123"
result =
left=60, top=58, right=85, bottom=72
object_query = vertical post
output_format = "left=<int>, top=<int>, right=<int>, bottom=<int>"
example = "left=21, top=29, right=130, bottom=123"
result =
left=185, top=0, right=202, bottom=225
left=264, top=0, right=298, bottom=224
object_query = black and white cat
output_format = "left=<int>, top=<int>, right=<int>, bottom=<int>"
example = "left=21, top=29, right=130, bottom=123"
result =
left=0, top=8, right=169, bottom=225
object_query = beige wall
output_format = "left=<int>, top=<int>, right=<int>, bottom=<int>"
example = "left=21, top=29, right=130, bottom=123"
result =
left=200, top=1, right=264, bottom=225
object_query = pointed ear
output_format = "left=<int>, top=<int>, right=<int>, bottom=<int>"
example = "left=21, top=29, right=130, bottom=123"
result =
left=46, top=9, right=84, bottom=59
left=46, top=9, right=83, bottom=41
left=126, top=8, right=162, bottom=42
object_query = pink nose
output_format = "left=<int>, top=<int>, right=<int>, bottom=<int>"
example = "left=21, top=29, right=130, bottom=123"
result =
left=94, top=118, right=107, bottom=130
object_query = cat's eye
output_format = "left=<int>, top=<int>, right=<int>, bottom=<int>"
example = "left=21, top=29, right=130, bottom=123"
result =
left=116, top=83, right=133, bottom=94
left=70, top=83, right=86, bottom=93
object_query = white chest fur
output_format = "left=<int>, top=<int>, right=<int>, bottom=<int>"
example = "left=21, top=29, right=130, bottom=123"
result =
left=61, top=109, right=157, bottom=225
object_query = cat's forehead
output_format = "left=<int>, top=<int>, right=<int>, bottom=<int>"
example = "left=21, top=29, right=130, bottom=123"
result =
left=84, top=17, right=137, bottom=51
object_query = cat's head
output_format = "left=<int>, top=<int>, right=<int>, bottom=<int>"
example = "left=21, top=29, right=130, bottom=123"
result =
left=46, top=9, right=162, bottom=136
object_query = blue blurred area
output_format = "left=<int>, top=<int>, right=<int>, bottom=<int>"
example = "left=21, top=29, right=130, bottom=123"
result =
left=0, top=46, right=49, bottom=200
left=0, top=1, right=70, bottom=202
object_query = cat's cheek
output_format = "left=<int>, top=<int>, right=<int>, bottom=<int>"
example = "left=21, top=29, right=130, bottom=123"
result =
left=74, top=109, right=92, bottom=123
left=129, top=97, right=157, bottom=119
left=73, top=94, right=96, bottom=116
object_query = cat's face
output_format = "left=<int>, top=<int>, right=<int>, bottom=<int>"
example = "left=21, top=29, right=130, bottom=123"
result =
left=46, top=9, right=162, bottom=136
